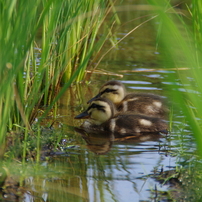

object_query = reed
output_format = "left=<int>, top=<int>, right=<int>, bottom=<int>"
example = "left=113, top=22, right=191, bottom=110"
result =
left=146, top=0, right=202, bottom=154
left=0, top=0, right=115, bottom=157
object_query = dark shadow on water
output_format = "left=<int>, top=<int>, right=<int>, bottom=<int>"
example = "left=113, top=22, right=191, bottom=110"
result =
left=74, top=127, right=166, bottom=155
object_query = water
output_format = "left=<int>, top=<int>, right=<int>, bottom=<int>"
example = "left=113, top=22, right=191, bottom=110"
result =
left=21, top=119, right=192, bottom=202
left=8, top=1, right=197, bottom=201
left=22, top=131, right=177, bottom=202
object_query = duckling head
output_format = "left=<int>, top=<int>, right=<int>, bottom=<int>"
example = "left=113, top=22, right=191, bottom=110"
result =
left=75, top=98, right=116, bottom=125
left=87, top=81, right=126, bottom=105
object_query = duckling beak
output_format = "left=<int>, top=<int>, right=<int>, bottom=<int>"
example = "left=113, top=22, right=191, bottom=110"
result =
left=74, top=110, right=90, bottom=119
left=87, top=93, right=101, bottom=104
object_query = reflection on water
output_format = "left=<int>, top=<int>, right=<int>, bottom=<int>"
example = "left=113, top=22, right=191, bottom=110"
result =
left=74, top=127, right=164, bottom=155
left=22, top=127, right=174, bottom=202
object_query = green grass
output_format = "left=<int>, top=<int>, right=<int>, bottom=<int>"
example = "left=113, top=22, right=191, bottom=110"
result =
left=146, top=0, right=202, bottom=155
left=0, top=0, right=116, bottom=158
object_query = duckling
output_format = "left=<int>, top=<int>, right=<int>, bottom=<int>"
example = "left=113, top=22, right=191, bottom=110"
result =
left=75, top=98, right=168, bottom=135
left=87, top=80, right=168, bottom=118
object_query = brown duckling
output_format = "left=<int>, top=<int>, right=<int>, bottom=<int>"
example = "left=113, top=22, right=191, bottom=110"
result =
left=87, top=80, right=168, bottom=118
left=75, top=97, right=168, bottom=135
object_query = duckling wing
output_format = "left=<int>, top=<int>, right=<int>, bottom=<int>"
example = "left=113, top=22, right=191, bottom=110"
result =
left=123, top=93, right=164, bottom=100
left=105, top=114, right=168, bottom=135
left=118, top=93, right=168, bottom=118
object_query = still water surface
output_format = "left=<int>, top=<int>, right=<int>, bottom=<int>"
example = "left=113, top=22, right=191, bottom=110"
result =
left=23, top=1, right=195, bottom=201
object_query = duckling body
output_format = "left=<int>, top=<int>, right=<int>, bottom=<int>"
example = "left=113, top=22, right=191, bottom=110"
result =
left=87, top=80, right=168, bottom=118
left=75, top=98, right=168, bottom=135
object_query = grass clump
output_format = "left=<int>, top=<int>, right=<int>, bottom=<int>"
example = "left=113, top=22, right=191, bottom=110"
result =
left=0, top=0, right=116, bottom=157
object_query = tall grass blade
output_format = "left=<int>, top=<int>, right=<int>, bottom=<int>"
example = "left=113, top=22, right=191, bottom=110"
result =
left=147, top=0, right=202, bottom=155
left=0, top=0, right=115, bottom=159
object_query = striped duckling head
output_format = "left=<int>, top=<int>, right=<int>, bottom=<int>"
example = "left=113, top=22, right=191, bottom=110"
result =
left=87, top=81, right=126, bottom=105
left=75, top=98, right=116, bottom=126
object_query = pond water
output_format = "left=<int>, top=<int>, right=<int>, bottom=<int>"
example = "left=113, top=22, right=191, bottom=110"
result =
left=7, top=1, right=197, bottom=202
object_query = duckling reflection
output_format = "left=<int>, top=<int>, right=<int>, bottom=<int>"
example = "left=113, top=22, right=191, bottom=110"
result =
left=74, top=127, right=164, bottom=155
left=75, top=98, right=168, bottom=136
left=74, top=127, right=114, bottom=155
left=87, top=80, right=168, bottom=118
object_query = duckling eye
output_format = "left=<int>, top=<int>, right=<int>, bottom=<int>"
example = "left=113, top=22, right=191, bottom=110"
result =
left=105, top=88, right=111, bottom=93
left=90, top=103, right=105, bottom=112
left=91, top=103, right=97, bottom=108
left=103, top=88, right=116, bottom=94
